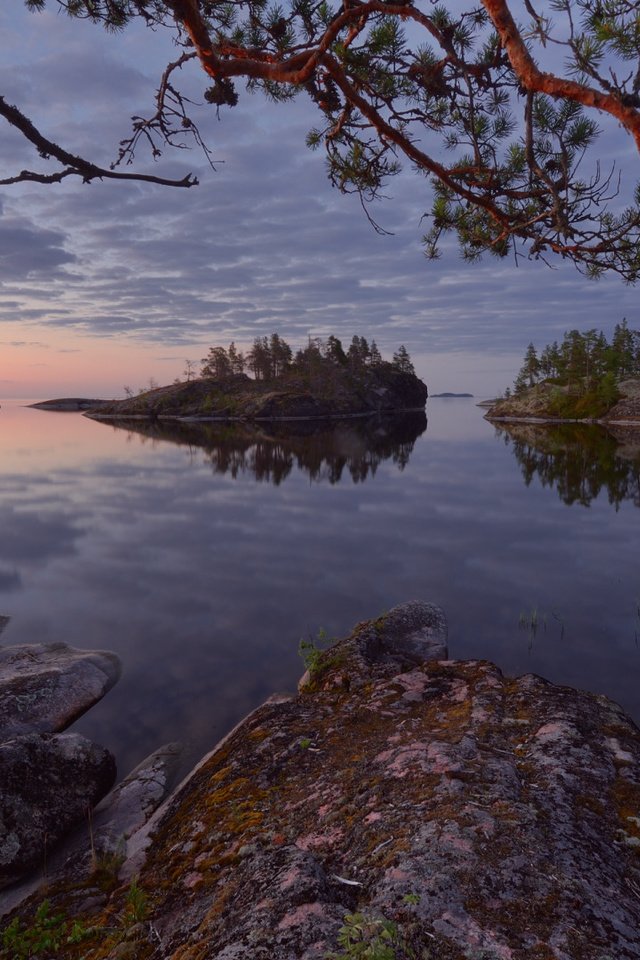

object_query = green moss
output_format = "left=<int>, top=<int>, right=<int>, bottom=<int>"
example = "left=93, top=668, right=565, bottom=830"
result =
left=546, top=381, right=621, bottom=419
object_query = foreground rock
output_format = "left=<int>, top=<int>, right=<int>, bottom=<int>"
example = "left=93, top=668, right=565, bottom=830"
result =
left=0, top=642, right=121, bottom=740
left=85, top=365, right=428, bottom=421
left=0, top=732, right=116, bottom=889
left=0, top=640, right=122, bottom=894
left=10, top=602, right=640, bottom=960
left=0, top=742, right=182, bottom=917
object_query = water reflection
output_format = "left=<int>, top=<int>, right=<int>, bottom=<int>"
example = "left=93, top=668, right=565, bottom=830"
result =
left=2, top=401, right=639, bottom=781
left=495, top=421, right=640, bottom=508
left=92, top=413, right=428, bottom=485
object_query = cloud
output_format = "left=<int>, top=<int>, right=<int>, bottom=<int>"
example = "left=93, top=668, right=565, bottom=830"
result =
left=0, top=218, right=75, bottom=280
left=0, top=5, right=638, bottom=396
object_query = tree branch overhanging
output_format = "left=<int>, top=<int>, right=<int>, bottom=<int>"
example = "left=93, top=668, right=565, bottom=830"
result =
left=12, top=0, right=640, bottom=279
left=0, top=95, right=198, bottom=188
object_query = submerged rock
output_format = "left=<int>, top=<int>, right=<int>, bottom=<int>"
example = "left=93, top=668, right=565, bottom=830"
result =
left=0, top=642, right=121, bottom=740
left=5, top=602, right=640, bottom=959
left=0, top=732, right=116, bottom=889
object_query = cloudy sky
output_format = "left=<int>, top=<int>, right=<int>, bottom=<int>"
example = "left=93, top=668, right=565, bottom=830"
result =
left=0, top=3, right=639, bottom=399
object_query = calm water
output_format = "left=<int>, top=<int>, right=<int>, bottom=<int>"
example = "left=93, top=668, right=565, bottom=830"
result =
left=0, top=398, right=638, bottom=779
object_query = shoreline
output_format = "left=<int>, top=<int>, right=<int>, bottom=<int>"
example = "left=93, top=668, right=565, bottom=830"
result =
left=486, top=413, right=640, bottom=426
left=85, top=405, right=427, bottom=424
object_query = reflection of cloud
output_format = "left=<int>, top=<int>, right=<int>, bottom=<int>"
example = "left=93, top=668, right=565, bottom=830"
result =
left=0, top=568, right=21, bottom=592
left=1, top=405, right=638, bottom=782
left=0, top=505, right=83, bottom=563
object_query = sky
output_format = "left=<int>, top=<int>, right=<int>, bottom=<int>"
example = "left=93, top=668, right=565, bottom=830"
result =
left=0, top=3, right=639, bottom=400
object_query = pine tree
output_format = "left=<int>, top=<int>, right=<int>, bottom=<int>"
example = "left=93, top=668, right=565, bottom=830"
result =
left=369, top=340, right=383, bottom=366
left=227, top=341, right=245, bottom=375
left=201, top=346, right=232, bottom=378
left=392, top=345, right=415, bottom=375
left=325, top=335, right=347, bottom=366
left=521, top=343, right=541, bottom=387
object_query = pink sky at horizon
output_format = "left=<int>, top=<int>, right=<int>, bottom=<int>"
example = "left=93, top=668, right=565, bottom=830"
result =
left=0, top=319, right=521, bottom=401
left=0, top=322, right=197, bottom=400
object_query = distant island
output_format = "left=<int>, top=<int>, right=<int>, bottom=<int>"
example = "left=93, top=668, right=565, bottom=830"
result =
left=29, top=398, right=110, bottom=412
left=84, top=334, right=428, bottom=422
left=430, top=392, right=473, bottom=398
left=486, top=321, right=640, bottom=424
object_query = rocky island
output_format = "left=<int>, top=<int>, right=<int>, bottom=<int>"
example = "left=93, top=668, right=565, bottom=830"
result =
left=28, top=399, right=111, bottom=412
left=486, top=376, right=640, bottom=424
left=485, top=323, right=640, bottom=425
left=85, top=335, right=427, bottom=422
left=2, top=603, right=640, bottom=959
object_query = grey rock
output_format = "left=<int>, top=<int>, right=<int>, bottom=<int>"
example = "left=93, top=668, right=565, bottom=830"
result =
left=0, top=732, right=116, bottom=889
left=92, top=742, right=182, bottom=853
left=0, top=642, right=121, bottom=740
left=355, top=599, right=448, bottom=664
left=0, top=744, right=181, bottom=916
left=298, top=601, right=447, bottom=693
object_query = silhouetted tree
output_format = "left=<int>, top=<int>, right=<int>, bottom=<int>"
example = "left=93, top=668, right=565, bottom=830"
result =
left=392, top=345, right=415, bottom=375
left=202, top=346, right=232, bottom=379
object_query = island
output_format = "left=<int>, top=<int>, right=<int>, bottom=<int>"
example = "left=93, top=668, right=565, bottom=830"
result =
left=28, top=398, right=111, bottom=412
left=485, top=322, right=640, bottom=424
left=84, top=335, right=427, bottom=422
left=430, top=392, right=474, bottom=398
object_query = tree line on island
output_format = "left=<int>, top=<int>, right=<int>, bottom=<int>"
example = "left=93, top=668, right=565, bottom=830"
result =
left=507, top=319, right=640, bottom=417
left=198, top=334, right=415, bottom=382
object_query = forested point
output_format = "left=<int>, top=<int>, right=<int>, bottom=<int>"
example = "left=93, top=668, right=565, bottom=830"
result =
left=501, top=318, right=640, bottom=418
left=198, top=333, right=415, bottom=380
left=512, top=319, right=640, bottom=393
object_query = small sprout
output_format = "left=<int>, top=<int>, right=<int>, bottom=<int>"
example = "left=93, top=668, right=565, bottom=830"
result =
left=402, top=892, right=420, bottom=905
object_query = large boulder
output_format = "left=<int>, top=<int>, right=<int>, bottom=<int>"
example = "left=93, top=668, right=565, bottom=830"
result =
left=112, top=602, right=640, bottom=960
left=0, top=642, right=121, bottom=740
left=0, top=742, right=183, bottom=917
left=0, top=732, right=116, bottom=889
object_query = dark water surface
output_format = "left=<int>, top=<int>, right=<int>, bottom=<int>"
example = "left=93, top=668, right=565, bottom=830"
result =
left=0, top=399, right=638, bottom=779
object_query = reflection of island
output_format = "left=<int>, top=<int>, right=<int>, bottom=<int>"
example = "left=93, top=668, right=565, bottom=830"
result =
left=495, top=421, right=640, bottom=508
left=98, top=413, right=427, bottom=485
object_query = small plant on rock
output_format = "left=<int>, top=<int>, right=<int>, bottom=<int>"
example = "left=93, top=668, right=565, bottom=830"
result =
left=0, top=900, right=92, bottom=959
left=298, top=628, right=340, bottom=681
left=123, top=877, right=149, bottom=925
left=326, top=912, right=401, bottom=960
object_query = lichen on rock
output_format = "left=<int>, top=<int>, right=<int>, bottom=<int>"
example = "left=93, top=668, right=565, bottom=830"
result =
left=3, top=602, right=640, bottom=960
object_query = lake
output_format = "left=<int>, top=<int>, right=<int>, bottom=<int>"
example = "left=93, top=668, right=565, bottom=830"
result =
left=0, top=398, right=638, bottom=781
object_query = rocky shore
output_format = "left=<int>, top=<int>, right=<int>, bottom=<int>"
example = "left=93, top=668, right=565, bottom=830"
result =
left=2, top=604, right=640, bottom=959
left=28, top=399, right=111, bottom=411
left=84, top=365, right=428, bottom=422
left=485, top=377, right=640, bottom=424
